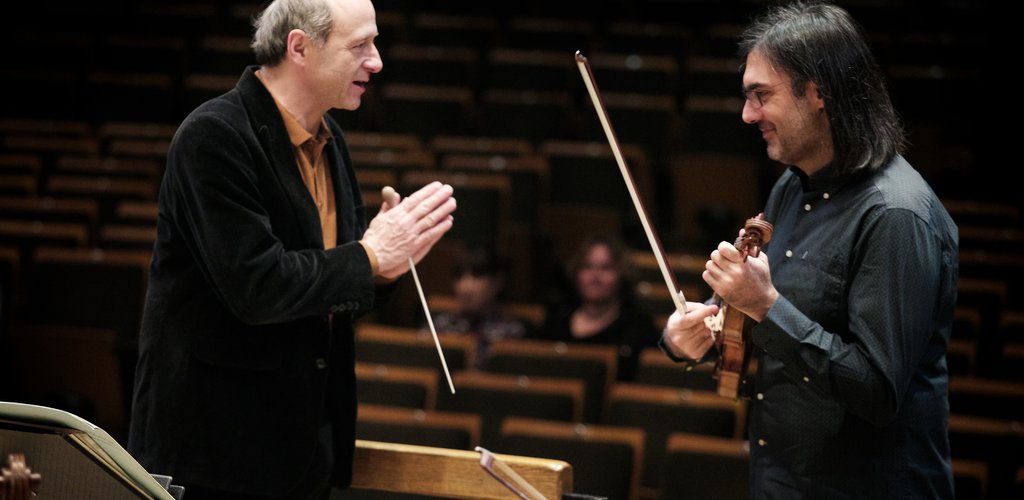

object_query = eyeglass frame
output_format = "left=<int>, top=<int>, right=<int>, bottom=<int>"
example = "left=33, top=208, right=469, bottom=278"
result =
left=741, top=80, right=792, bottom=109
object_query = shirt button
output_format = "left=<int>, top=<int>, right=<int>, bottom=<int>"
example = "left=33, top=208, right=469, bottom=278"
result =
left=803, top=203, right=812, bottom=211
left=803, top=376, right=810, bottom=383
left=758, top=438, right=767, bottom=446
left=756, top=393, right=764, bottom=400
left=315, top=358, right=328, bottom=370
left=822, top=193, right=830, bottom=200
left=785, top=250, right=793, bottom=258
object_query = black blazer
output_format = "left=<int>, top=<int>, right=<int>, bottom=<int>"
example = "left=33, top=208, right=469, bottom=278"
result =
left=128, top=66, right=381, bottom=495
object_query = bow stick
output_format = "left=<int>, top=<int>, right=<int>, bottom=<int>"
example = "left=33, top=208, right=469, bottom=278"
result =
left=574, top=51, right=688, bottom=315
left=382, top=186, right=456, bottom=394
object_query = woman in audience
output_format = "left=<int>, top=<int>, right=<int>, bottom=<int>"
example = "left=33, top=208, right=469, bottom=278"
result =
left=534, top=233, right=659, bottom=380
left=430, top=246, right=528, bottom=368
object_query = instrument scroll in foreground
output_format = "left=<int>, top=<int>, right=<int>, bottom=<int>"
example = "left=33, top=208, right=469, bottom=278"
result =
left=706, top=213, right=774, bottom=399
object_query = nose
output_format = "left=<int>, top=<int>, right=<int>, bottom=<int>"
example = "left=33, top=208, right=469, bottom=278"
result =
left=741, top=98, right=760, bottom=124
left=365, top=44, right=383, bottom=74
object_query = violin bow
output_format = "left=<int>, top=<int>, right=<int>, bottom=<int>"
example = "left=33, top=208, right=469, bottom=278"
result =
left=382, top=186, right=456, bottom=394
left=574, top=51, right=688, bottom=314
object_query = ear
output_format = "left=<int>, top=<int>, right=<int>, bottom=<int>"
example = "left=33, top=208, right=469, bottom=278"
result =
left=285, top=29, right=312, bottom=64
left=806, top=81, right=826, bottom=112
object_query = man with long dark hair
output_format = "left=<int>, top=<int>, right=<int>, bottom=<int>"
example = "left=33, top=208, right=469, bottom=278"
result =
left=661, top=1, right=958, bottom=497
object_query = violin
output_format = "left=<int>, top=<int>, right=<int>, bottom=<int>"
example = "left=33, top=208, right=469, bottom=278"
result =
left=706, top=213, right=773, bottom=399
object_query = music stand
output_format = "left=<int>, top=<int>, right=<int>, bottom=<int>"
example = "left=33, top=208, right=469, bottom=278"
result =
left=0, top=401, right=180, bottom=499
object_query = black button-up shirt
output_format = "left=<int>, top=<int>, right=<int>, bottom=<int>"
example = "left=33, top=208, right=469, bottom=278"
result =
left=748, top=155, right=958, bottom=499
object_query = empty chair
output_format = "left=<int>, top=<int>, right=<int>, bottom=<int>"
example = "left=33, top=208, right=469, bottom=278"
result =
left=478, top=89, right=579, bottom=145
left=666, top=152, right=766, bottom=248
left=498, top=416, right=644, bottom=500
left=603, top=382, right=747, bottom=496
left=948, top=376, right=1024, bottom=421
left=55, top=156, right=161, bottom=186
left=356, top=404, right=482, bottom=451
left=400, top=170, right=511, bottom=250
left=586, top=52, right=682, bottom=95
left=354, top=322, right=477, bottom=379
left=634, top=346, right=719, bottom=392
left=96, top=224, right=157, bottom=251
left=952, top=459, right=988, bottom=500
left=436, top=371, right=585, bottom=449
left=502, top=17, right=595, bottom=53
left=409, top=13, right=499, bottom=49
left=482, top=48, right=578, bottom=92
left=378, top=83, right=475, bottom=139
left=4, top=324, right=127, bottom=442
left=659, top=431, right=750, bottom=500
left=485, top=338, right=618, bottom=423
left=0, top=219, right=89, bottom=265
left=429, top=135, right=534, bottom=158
left=355, top=362, right=438, bottom=410
left=948, top=414, right=1024, bottom=500
left=43, top=174, right=156, bottom=226
left=381, top=43, right=479, bottom=87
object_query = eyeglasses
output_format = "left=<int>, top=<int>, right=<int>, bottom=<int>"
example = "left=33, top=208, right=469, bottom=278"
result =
left=741, top=81, right=790, bottom=109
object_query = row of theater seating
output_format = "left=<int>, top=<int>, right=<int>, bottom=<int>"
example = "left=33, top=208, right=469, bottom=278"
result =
left=353, top=322, right=1023, bottom=500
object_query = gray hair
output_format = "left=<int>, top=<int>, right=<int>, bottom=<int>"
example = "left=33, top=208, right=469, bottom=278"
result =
left=251, top=0, right=334, bottom=66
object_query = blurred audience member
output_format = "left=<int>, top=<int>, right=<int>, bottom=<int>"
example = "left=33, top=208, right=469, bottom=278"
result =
left=534, top=233, right=659, bottom=380
left=430, top=246, right=528, bottom=367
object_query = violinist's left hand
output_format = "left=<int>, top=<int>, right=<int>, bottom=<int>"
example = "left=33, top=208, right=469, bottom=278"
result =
left=704, top=240, right=779, bottom=322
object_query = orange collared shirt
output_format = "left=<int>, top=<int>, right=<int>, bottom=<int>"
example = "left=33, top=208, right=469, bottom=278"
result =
left=257, top=74, right=338, bottom=249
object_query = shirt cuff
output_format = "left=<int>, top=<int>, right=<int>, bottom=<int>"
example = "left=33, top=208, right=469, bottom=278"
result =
left=359, top=240, right=398, bottom=285
left=658, top=334, right=718, bottom=367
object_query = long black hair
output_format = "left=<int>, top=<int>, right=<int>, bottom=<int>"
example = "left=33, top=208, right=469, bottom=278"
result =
left=739, top=1, right=906, bottom=174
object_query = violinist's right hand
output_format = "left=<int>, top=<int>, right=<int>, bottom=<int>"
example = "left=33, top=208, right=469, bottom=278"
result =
left=662, top=302, right=720, bottom=360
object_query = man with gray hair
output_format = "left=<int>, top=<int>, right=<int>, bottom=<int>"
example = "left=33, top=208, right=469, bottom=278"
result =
left=660, top=1, right=958, bottom=498
left=127, top=0, right=456, bottom=498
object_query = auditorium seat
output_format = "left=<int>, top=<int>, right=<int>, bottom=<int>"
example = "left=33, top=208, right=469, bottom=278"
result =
left=498, top=416, right=644, bottom=500
left=947, top=376, right=1024, bottom=421
left=409, top=13, right=499, bottom=49
left=381, top=43, right=480, bottom=87
left=485, top=338, right=619, bottom=423
left=55, top=156, right=161, bottom=186
left=953, top=459, right=989, bottom=500
left=602, top=21, right=693, bottom=61
left=354, top=322, right=477, bottom=380
left=478, top=88, right=579, bottom=145
left=0, top=219, right=90, bottom=265
left=356, top=362, right=439, bottom=410
left=0, top=196, right=99, bottom=233
left=344, top=131, right=424, bottom=153
left=439, top=153, right=549, bottom=228
left=634, top=346, right=719, bottom=392
left=603, top=382, right=747, bottom=496
left=502, top=17, right=595, bottom=53
left=659, top=431, right=750, bottom=500
left=429, top=135, right=535, bottom=158
left=587, top=52, right=682, bottom=96
left=436, top=371, right=585, bottom=448
left=113, top=200, right=158, bottom=227
left=948, top=414, right=1024, bottom=500
left=401, top=170, right=511, bottom=250
left=666, top=152, right=766, bottom=247
left=4, top=324, right=127, bottom=442
left=356, top=404, right=482, bottom=451
left=379, top=83, right=475, bottom=139
left=482, top=48, right=578, bottom=92
left=96, top=224, right=158, bottom=251
left=43, top=174, right=156, bottom=226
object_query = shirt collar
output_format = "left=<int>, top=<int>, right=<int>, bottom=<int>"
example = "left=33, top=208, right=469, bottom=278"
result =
left=254, top=69, right=333, bottom=148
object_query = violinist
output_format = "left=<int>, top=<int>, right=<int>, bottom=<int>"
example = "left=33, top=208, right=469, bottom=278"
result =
left=659, top=2, right=958, bottom=498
